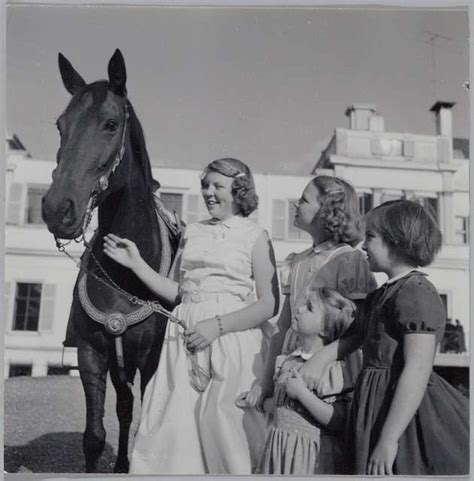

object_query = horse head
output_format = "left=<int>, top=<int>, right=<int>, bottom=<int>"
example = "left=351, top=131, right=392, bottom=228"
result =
left=42, top=49, right=133, bottom=239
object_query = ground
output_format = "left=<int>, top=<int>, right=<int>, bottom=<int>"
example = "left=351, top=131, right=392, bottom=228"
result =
left=4, top=375, right=141, bottom=473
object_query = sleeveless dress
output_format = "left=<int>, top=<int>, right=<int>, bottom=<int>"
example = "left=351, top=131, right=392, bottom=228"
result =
left=129, top=215, right=267, bottom=474
left=258, top=350, right=352, bottom=474
left=347, top=271, right=469, bottom=475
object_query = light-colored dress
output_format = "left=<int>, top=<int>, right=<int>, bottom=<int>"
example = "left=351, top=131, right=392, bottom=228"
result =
left=280, top=242, right=377, bottom=355
left=258, top=349, right=351, bottom=474
left=129, top=215, right=267, bottom=475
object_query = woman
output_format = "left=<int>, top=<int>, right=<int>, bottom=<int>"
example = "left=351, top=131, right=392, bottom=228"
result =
left=103, top=158, right=279, bottom=474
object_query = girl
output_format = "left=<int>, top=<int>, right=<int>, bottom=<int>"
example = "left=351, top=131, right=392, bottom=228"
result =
left=104, top=158, right=279, bottom=474
left=300, top=199, right=469, bottom=475
left=245, top=175, right=377, bottom=410
left=256, top=287, right=357, bottom=475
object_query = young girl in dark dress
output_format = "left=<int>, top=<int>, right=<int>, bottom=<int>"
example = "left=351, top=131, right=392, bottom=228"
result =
left=300, top=199, right=469, bottom=475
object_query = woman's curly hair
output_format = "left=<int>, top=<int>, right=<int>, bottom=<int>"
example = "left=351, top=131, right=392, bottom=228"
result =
left=312, top=176, right=363, bottom=247
left=202, top=158, right=258, bottom=217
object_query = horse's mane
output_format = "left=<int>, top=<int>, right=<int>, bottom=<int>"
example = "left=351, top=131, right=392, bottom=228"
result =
left=126, top=101, right=155, bottom=203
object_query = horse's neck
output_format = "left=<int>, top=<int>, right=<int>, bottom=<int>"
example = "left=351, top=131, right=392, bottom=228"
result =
left=92, top=157, right=161, bottom=293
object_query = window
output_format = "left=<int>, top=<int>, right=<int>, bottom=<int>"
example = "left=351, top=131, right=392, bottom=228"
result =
left=439, top=294, right=448, bottom=317
left=272, top=199, right=311, bottom=241
left=381, top=191, right=404, bottom=204
left=409, top=195, right=439, bottom=224
left=26, top=185, right=49, bottom=225
left=185, top=194, right=209, bottom=224
left=9, top=364, right=32, bottom=378
left=455, top=216, right=469, bottom=245
left=160, top=192, right=183, bottom=219
left=358, top=192, right=373, bottom=215
left=48, top=365, right=72, bottom=376
left=13, top=283, right=42, bottom=331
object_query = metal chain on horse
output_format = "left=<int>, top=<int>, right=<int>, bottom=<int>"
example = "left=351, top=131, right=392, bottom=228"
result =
left=58, top=238, right=210, bottom=386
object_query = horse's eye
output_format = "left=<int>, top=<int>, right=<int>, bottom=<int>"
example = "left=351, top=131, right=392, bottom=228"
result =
left=105, top=120, right=119, bottom=132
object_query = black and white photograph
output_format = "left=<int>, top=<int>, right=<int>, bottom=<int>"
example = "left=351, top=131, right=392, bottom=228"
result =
left=3, top=0, right=471, bottom=476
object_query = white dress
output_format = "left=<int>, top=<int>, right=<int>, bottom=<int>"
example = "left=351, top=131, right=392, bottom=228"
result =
left=129, top=215, right=267, bottom=474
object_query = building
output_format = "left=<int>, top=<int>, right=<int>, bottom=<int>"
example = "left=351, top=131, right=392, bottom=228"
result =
left=4, top=102, right=469, bottom=380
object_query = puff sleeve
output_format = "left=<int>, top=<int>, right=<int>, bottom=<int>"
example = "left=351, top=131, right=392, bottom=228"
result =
left=279, top=252, right=296, bottom=295
left=392, top=277, right=445, bottom=335
left=335, top=250, right=377, bottom=301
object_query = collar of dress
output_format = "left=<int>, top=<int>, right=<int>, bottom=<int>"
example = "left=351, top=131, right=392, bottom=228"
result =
left=207, top=214, right=244, bottom=229
left=383, top=269, right=426, bottom=287
left=289, top=347, right=315, bottom=361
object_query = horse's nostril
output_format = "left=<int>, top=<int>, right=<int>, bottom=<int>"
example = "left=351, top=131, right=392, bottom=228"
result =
left=62, top=199, right=76, bottom=227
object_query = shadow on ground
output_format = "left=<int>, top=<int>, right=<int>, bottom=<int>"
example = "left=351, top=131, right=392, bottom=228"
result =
left=4, top=432, right=116, bottom=473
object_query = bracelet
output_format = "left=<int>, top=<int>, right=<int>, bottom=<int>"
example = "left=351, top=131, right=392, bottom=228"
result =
left=215, top=315, right=224, bottom=337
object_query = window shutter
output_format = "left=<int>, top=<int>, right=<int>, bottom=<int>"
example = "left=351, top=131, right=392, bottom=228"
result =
left=186, top=194, right=200, bottom=224
left=272, top=199, right=287, bottom=240
left=39, top=284, right=56, bottom=332
left=4, top=282, right=11, bottom=326
left=7, top=183, right=25, bottom=225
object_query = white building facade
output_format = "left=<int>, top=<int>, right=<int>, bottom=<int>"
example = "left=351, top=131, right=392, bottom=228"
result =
left=4, top=102, right=469, bottom=378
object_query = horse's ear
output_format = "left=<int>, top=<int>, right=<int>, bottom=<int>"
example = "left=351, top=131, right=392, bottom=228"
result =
left=108, top=49, right=127, bottom=97
left=58, top=53, right=86, bottom=95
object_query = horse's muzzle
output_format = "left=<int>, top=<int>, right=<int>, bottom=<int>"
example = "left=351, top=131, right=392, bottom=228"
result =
left=42, top=194, right=83, bottom=239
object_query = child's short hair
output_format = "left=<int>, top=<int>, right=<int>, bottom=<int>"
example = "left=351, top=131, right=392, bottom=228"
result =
left=202, top=158, right=258, bottom=217
left=311, top=175, right=363, bottom=246
left=365, top=199, right=442, bottom=267
left=307, top=287, right=356, bottom=345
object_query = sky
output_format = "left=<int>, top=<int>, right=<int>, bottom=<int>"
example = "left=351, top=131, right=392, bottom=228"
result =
left=6, top=4, right=470, bottom=175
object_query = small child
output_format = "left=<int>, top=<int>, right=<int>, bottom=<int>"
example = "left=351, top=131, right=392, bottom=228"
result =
left=300, top=200, right=469, bottom=475
left=255, top=287, right=357, bottom=475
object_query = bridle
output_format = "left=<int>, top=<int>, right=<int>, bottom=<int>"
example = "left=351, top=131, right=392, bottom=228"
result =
left=55, top=99, right=130, bottom=251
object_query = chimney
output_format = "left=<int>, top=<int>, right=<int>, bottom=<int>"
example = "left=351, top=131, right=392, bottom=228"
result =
left=430, top=101, right=455, bottom=138
left=345, top=104, right=377, bottom=130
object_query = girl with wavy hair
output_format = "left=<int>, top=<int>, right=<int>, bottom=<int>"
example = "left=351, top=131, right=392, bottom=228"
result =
left=242, top=176, right=376, bottom=452
left=104, top=157, right=279, bottom=474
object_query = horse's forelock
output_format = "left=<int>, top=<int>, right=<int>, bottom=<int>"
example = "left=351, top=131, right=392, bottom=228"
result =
left=67, top=81, right=109, bottom=112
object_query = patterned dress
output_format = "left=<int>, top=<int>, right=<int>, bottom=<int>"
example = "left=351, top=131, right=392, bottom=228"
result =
left=129, top=215, right=268, bottom=474
left=258, top=350, right=351, bottom=474
left=347, top=271, right=469, bottom=475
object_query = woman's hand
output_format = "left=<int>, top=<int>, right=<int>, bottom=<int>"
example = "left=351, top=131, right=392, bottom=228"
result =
left=298, top=353, right=327, bottom=392
left=185, top=318, right=220, bottom=351
left=285, top=368, right=310, bottom=400
left=103, top=234, right=142, bottom=271
left=367, top=438, right=398, bottom=475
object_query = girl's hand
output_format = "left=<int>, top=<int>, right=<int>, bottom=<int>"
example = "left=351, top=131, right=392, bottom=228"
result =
left=285, top=368, right=309, bottom=400
left=262, top=397, right=275, bottom=415
left=367, top=438, right=398, bottom=475
left=103, top=234, right=142, bottom=270
left=185, top=318, right=220, bottom=351
left=241, top=384, right=262, bottom=409
left=299, top=354, right=326, bottom=392
left=235, top=391, right=250, bottom=409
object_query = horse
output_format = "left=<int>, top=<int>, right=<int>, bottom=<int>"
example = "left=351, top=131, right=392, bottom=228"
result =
left=42, top=49, right=179, bottom=473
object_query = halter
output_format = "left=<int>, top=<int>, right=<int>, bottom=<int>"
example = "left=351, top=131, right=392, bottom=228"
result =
left=98, top=101, right=130, bottom=192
